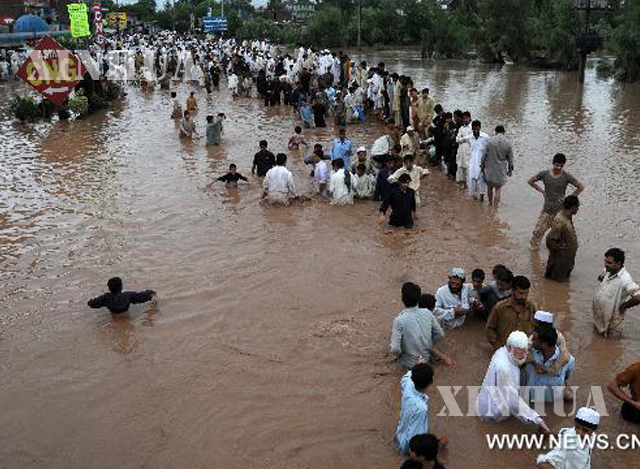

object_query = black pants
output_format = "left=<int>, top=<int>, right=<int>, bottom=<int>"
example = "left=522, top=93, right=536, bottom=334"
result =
left=390, top=217, right=413, bottom=229
left=621, top=402, right=640, bottom=424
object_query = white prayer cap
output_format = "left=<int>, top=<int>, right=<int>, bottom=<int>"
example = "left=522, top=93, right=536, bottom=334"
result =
left=534, top=311, right=554, bottom=324
left=449, top=268, right=465, bottom=279
left=357, top=146, right=366, bottom=153
left=406, top=126, right=414, bottom=131
left=507, top=331, right=529, bottom=350
left=576, top=407, right=600, bottom=427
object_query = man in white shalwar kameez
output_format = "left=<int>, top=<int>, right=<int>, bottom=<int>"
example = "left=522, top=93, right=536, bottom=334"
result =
left=536, top=407, right=600, bottom=469
left=329, top=159, right=354, bottom=206
left=467, top=120, right=489, bottom=200
left=263, top=154, right=296, bottom=206
left=476, top=331, right=551, bottom=433
left=455, top=112, right=472, bottom=184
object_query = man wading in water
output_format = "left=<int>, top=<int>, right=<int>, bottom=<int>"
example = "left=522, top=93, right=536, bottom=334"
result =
left=88, top=277, right=156, bottom=315
left=379, top=173, right=417, bottom=230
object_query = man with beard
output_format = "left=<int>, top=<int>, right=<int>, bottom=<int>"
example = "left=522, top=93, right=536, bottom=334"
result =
left=434, top=268, right=471, bottom=329
left=486, top=275, right=536, bottom=350
left=476, top=331, right=551, bottom=434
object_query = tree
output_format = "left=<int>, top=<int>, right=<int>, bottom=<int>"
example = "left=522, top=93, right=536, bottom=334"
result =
left=305, top=6, right=347, bottom=47
left=529, top=0, right=581, bottom=69
left=121, top=0, right=157, bottom=21
left=476, top=0, right=533, bottom=63
left=611, top=0, right=640, bottom=81
left=237, top=17, right=282, bottom=41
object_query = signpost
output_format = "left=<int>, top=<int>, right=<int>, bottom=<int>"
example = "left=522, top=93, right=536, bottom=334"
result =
left=93, top=1, right=105, bottom=47
left=202, top=16, right=227, bottom=33
left=16, top=36, right=85, bottom=105
left=67, top=3, right=91, bottom=38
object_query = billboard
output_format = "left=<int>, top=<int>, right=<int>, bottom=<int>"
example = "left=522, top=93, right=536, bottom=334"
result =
left=202, top=16, right=227, bottom=33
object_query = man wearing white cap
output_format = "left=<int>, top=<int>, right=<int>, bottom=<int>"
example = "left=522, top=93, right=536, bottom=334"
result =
left=525, top=321, right=575, bottom=403
left=536, top=407, right=600, bottom=469
left=388, top=154, right=430, bottom=205
left=434, top=268, right=471, bottom=329
left=351, top=146, right=374, bottom=175
left=528, top=311, right=572, bottom=382
left=400, top=125, right=421, bottom=159
left=476, top=331, right=551, bottom=433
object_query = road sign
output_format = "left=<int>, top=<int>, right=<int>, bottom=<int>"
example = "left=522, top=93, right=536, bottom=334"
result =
left=16, top=36, right=86, bottom=105
left=67, top=3, right=91, bottom=38
left=203, top=16, right=227, bottom=33
left=93, top=2, right=105, bottom=46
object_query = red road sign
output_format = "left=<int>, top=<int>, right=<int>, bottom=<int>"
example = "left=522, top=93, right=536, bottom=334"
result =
left=16, top=35, right=86, bottom=105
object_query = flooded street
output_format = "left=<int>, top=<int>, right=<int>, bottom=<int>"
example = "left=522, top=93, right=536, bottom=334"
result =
left=1, top=51, right=640, bottom=468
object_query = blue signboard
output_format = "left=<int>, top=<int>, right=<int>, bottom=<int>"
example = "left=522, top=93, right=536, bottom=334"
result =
left=202, top=16, right=227, bottom=32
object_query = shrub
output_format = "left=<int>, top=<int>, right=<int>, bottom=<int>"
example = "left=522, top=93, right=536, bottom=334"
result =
left=68, top=91, right=89, bottom=118
left=10, top=96, right=41, bottom=121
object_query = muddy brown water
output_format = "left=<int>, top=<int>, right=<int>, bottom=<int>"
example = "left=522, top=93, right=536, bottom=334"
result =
left=1, top=50, right=640, bottom=468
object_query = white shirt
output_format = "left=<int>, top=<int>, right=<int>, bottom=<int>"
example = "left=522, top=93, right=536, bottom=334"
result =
left=329, top=169, right=354, bottom=205
left=388, top=165, right=430, bottom=204
left=475, top=347, right=541, bottom=424
left=263, top=166, right=295, bottom=200
left=371, top=135, right=392, bottom=156
left=536, top=427, right=592, bottom=469
left=314, top=161, right=328, bottom=185
left=228, top=74, right=238, bottom=90
left=434, top=284, right=470, bottom=329
left=352, top=173, right=376, bottom=199
left=456, top=124, right=472, bottom=168
left=592, top=267, right=640, bottom=334
left=468, top=132, right=489, bottom=179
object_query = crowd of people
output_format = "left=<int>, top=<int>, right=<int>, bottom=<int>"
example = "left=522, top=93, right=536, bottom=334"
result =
left=24, top=31, right=636, bottom=469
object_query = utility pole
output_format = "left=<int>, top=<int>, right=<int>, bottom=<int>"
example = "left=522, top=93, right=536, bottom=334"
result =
left=575, top=0, right=606, bottom=83
left=221, top=0, right=224, bottom=16
left=357, top=0, right=361, bottom=50
left=577, top=0, right=591, bottom=83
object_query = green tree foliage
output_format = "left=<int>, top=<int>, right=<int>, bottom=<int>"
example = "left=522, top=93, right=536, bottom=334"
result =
left=529, top=0, right=581, bottom=69
left=305, top=6, right=347, bottom=48
left=237, top=17, right=282, bottom=41
left=421, top=7, right=471, bottom=58
left=121, top=0, right=157, bottom=21
left=611, top=0, right=640, bottom=82
left=476, top=0, right=533, bottom=63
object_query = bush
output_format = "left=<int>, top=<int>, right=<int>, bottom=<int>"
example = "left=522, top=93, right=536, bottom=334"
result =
left=89, top=93, right=108, bottom=112
left=10, top=96, right=42, bottom=121
left=68, top=91, right=89, bottom=118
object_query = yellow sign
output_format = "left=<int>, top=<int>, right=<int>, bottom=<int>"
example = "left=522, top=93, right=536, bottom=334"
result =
left=67, top=3, right=91, bottom=38
left=106, top=12, right=128, bottom=27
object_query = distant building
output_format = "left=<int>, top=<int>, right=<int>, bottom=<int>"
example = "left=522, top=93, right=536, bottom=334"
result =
left=290, top=0, right=315, bottom=24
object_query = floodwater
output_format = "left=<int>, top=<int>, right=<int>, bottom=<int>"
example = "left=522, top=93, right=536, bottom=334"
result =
left=1, top=50, right=640, bottom=468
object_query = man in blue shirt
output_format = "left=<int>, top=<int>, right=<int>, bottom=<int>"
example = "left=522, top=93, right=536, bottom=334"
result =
left=395, top=361, right=434, bottom=455
left=331, top=127, right=354, bottom=169
left=525, top=324, right=575, bottom=403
